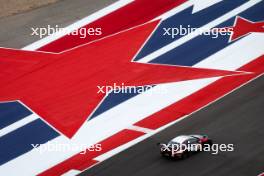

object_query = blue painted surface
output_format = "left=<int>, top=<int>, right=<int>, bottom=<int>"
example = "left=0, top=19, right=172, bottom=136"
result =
left=0, top=119, right=59, bottom=165
left=0, top=101, right=32, bottom=129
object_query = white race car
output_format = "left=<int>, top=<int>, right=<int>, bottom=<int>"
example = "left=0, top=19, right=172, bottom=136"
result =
left=158, top=134, right=213, bottom=159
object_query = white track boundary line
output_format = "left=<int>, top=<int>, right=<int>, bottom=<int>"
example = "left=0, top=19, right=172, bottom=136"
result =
left=127, top=125, right=154, bottom=134
left=0, top=114, right=38, bottom=137
left=22, top=0, right=134, bottom=51
left=61, top=170, right=81, bottom=176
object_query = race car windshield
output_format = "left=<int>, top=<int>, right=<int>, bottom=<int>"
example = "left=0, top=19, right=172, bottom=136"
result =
left=168, top=141, right=180, bottom=145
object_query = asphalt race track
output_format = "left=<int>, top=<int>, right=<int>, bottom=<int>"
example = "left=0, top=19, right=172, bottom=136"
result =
left=80, top=75, right=264, bottom=176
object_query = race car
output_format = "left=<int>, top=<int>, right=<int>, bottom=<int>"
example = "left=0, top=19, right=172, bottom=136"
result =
left=158, top=134, right=213, bottom=159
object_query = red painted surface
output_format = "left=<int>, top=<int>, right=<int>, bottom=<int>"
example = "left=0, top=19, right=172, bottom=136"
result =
left=230, top=17, right=264, bottom=41
left=38, top=129, right=145, bottom=176
left=0, top=48, right=56, bottom=84
left=38, top=0, right=187, bottom=52
left=0, top=20, right=238, bottom=138
left=134, top=55, right=264, bottom=129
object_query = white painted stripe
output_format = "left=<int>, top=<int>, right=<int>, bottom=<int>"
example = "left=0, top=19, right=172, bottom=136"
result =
left=127, top=125, right=154, bottom=134
left=139, top=0, right=261, bottom=63
left=0, top=114, right=38, bottom=137
left=191, top=0, right=223, bottom=14
left=94, top=114, right=190, bottom=162
left=61, top=170, right=81, bottom=176
left=153, top=0, right=223, bottom=21
left=94, top=130, right=154, bottom=162
left=22, top=0, right=134, bottom=51
left=194, top=33, right=264, bottom=70
left=1, top=30, right=263, bottom=176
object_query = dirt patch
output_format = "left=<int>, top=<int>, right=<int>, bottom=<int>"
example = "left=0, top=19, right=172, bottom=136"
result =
left=0, top=0, right=60, bottom=18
